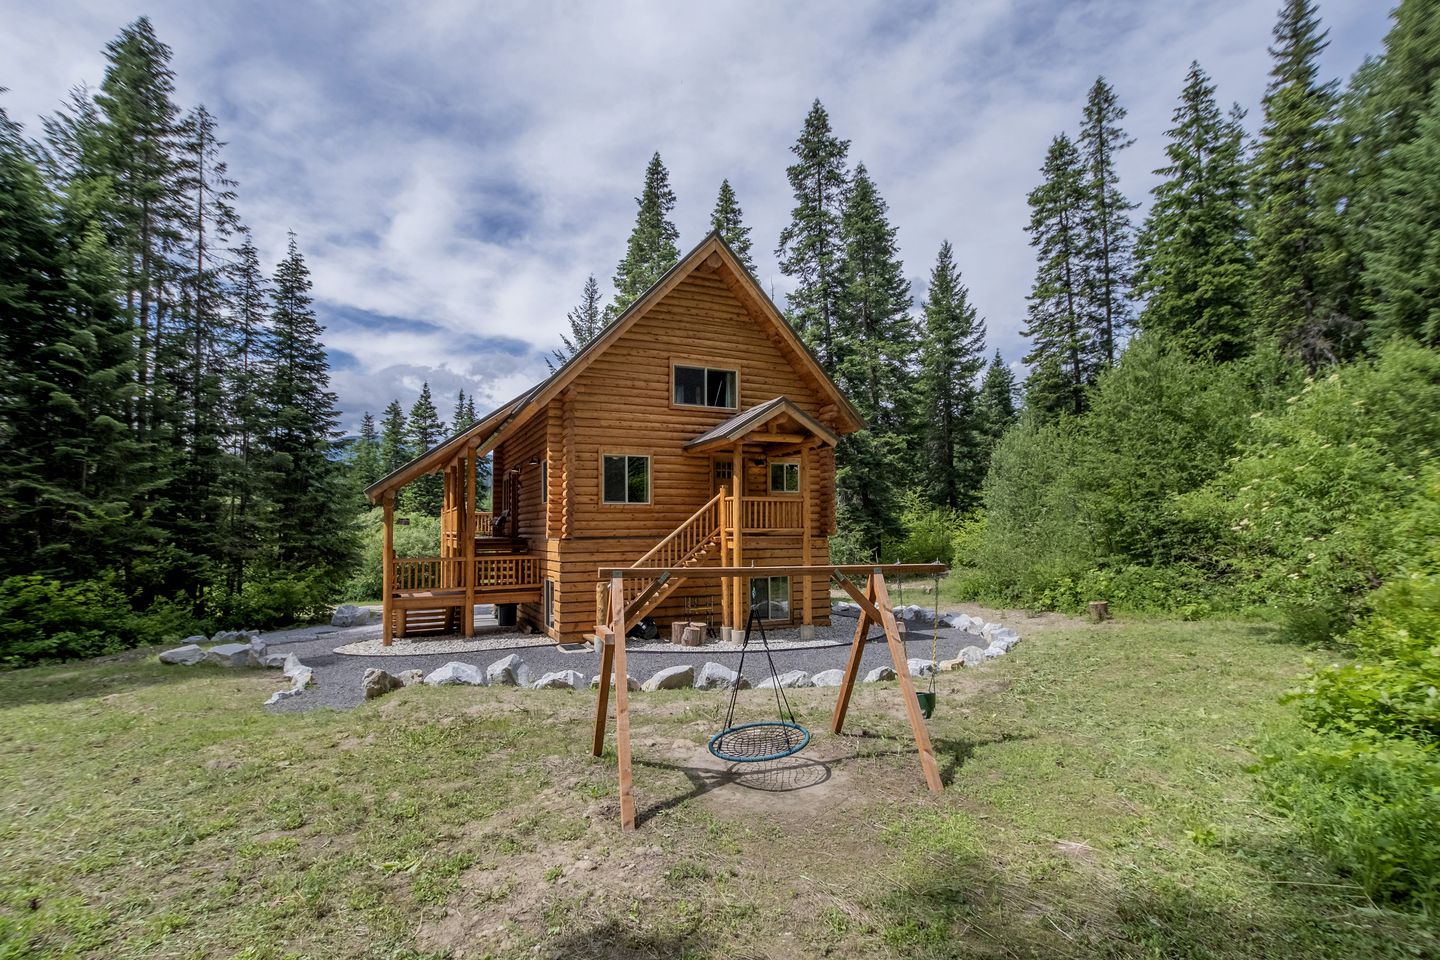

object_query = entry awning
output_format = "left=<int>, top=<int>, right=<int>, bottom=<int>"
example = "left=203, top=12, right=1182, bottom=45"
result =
left=683, top=396, right=841, bottom=453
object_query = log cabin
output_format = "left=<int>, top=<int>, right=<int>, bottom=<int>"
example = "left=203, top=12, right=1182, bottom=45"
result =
left=363, top=232, right=865, bottom=644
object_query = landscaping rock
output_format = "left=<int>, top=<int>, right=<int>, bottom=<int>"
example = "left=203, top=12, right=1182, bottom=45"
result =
left=423, top=662, right=486, bottom=686
left=258, top=653, right=288, bottom=669
left=830, top=601, right=861, bottom=619
left=265, top=686, right=306, bottom=706
left=181, top=634, right=208, bottom=646
left=282, top=653, right=307, bottom=679
left=362, top=668, right=405, bottom=700
left=810, top=668, right=845, bottom=687
left=955, top=645, right=986, bottom=667
left=158, top=644, right=206, bottom=666
left=266, top=663, right=314, bottom=706
left=756, top=670, right=811, bottom=689
left=982, top=623, right=1019, bottom=643
left=532, top=670, right=587, bottom=690
left=245, top=637, right=269, bottom=666
left=641, top=664, right=695, bottom=692
left=207, top=642, right=252, bottom=667
left=937, top=655, right=964, bottom=672
left=397, top=669, right=425, bottom=687
left=907, top=658, right=937, bottom=677
left=331, top=604, right=372, bottom=628
left=211, top=629, right=260, bottom=645
left=590, top=674, right=641, bottom=691
left=695, top=661, right=750, bottom=691
left=983, top=643, right=1007, bottom=659
left=864, top=665, right=896, bottom=682
left=486, top=653, right=529, bottom=687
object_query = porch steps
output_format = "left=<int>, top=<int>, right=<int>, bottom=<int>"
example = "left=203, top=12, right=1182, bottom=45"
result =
left=396, top=607, right=460, bottom=636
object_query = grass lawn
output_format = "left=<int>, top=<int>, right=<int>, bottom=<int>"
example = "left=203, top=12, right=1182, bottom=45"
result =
left=2, top=619, right=1435, bottom=959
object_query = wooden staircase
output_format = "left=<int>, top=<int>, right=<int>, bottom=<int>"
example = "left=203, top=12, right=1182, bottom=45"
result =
left=598, top=490, right=724, bottom=637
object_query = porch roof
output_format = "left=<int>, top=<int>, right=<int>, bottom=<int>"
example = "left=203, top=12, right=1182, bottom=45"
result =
left=683, top=396, right=840, bottom=453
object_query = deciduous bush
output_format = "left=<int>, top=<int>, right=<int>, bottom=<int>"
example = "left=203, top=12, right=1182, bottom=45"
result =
left=0, top=575, right=137, bottom=666
left=343, top=511, right=442, bottom=601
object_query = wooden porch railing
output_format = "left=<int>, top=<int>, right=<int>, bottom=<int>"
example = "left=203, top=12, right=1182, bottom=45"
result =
left=474, top=555, right=541, bottom=588
left=614, top=491, right=724, bottom=613
left=723, top=495, right=803, bottom=532
left=474, top=513, right=494, bottom=538
left=392, top=554, right=541, bottom=594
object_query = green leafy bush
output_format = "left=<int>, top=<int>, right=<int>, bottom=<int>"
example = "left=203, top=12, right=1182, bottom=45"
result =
left=883, top=491, right=964, bottom=565
left=343, top=511, right=441, bottom=601
left=224, top=570, right=337, bottom=629
left=0, top=575, right=137, bottom=666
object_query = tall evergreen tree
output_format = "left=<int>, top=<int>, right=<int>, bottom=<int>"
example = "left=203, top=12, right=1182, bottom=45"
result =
left=609, top=152, right=679, bottom=316
left=1366, top=83, right=1440, bottom=345
left=352, top=412, right=381, bottom=494
left=1023, top=134, right=1095, bottom=417
left=379, top=400, right=409, bottom=475
left=260, top=233, right=352, bottom=572
left=219, top=236, right=269, bottom=595
left=1078, top=76, right=1137, bottom=368
left=977, top=352, right=1019, bottom=451
left=916, top=241, right=988, bottom=509
left=452, top=390, right=475, bottom=433
left=549, top=273, right=605, bottom=370
left=1249, top=0, right=1347, bottom=367
left=709, top=178, right=754, bottom=271
left=1134, top=62, right=1252, bottom=361
left=401, top=382, right=444, bottom=514
left=777, top=99, right=851, bottom=373
left=832, top=164, right=914, bottom=557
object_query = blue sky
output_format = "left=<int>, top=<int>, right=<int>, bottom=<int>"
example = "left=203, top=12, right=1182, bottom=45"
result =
left=3, top=1, right=1394, bottom=430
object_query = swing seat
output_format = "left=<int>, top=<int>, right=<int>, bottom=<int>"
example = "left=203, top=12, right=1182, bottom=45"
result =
left=708, top=720, right=811, bottom=763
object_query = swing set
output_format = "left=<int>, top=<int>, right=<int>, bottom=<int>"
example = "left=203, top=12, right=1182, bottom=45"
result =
left=591, top=562, right=948, bottom=830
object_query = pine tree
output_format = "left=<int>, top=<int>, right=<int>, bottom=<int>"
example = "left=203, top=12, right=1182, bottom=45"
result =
left=1023, top=134, right=1095, bottom=417
left=609, top=152, right=679, bottom=316
left=452, top=390, right=475, bottom=433
left=1134, top=62, right=1251, bottom=361
left=777, top=100, right=851, bottom=373
left=219, top=236, right=269, bottom=595
left=401, top=382, right=444, bottom=514
left=832, top=164, right=914, bottom=556
left=916, top=241, right=988, bottom=509
left=379, top=400, right=408, bottom=475
left=709, top=179, right=754, bottom=271
left=977, top=352, right=1019, bottom=449
left=352, top=412, right=381, bottom=493
left=1078, top=76, right=1137, bottom=368
left=549, top=273, right=605, bottom=370
left=1250, top=0, right=1347, bottom=367
left=260, top=233, right=352, bottom=573
left=1366, top=83, right=1440, bottom=345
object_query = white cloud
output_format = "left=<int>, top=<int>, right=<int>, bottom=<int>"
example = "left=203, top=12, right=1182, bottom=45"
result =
left=1, top=0, right=1393, bottom=428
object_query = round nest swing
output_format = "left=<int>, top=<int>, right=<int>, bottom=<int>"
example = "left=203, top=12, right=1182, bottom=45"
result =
left=707, top=607, right=811, bottom=764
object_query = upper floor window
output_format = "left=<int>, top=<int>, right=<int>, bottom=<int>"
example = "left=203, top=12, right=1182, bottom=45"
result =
left=673, top=364, right=737, bottom=409
left=602, top=454, right=650, bottom=504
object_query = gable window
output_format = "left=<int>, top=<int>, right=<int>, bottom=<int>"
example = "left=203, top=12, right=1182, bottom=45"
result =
left=750, top=576, right=791, bottom=621
left=673, top=364, right=737, bottom=409
left=602, top=454, right=650, bottom=504
left=769, top=460, right=800, bottom=493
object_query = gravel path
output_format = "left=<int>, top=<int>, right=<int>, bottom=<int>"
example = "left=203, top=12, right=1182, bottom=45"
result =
left=257, top=607, right=991, bottom=714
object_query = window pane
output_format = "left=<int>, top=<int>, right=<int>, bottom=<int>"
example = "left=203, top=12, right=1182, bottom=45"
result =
left=674, top=366, right=704, bottom=405
left=603, top=456, right=626, bottom=503
left=770, top=577, right=790, bottom=619
left=750, top=577, right=769, bottom=617
left=770, top=463, right=784, bottom=491
left=787, top=464, right=799, bottom=492
left=706, top=369, right=736, bottom=408
left=627, top=456, right=649, bottom=503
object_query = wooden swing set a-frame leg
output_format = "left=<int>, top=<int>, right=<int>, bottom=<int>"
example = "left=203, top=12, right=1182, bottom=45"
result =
left=591, top=564, right=946, bottom=831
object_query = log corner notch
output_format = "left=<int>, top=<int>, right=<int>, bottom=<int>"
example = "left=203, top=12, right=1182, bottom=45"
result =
left=590, top=562, right=948, bottom=831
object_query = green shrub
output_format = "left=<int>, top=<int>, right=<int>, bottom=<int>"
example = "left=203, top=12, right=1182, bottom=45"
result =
left=883, top=491, right=964, bottom=565
left=0, top=575, right=136, bottom=666
left=343, top=511, right=441, bottom=601
left=225, top=570, right=337, bottom=629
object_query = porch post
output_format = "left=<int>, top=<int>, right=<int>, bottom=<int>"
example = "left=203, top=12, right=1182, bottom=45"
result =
left=462, top=451, right=476, bottom=638
left=731, top=442, right=745, bottom=641
left=801, top=443, right=814, bottom=639
left=382, top=492, right=395, bottom=646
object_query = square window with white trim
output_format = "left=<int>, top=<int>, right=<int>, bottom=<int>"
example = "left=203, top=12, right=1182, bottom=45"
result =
left=769, top=460, right=800, bottom=493
left=750, top=576, right=791, bottom=621
left=602, top=454, right=650, bottom=504
left=673, top=364, right=737, bottom=409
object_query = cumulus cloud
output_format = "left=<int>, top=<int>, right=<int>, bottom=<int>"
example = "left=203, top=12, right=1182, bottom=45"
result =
left=1, top=0, right=1390, bottom=428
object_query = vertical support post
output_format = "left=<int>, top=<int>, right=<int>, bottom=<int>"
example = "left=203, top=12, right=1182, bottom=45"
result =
left=801, top=444, right=814, bottom=638
left=610, top=572, right=636, bottom=830
left=592, top=627, right=615, bottom=757
left=382, top=493, right=395, bottom=646
left=872, top=571, right=944, bottom=793
left=462, top=452, right=476, bottom=638
left=718, top=482, right=731, bottom=638
left=830, top=573, right=875, bottom=734
left=731, top=443, right=745, bottom=636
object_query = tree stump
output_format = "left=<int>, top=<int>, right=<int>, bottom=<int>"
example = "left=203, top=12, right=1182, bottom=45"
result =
left=680, top=624, right=705, bottom=647
left=1087, top=600, right=1111, bottom=623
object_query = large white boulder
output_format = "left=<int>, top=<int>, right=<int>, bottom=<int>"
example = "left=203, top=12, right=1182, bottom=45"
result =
left=158, top=644, right=205, bottom=666
left=532, top=670, right=587, bottom=691
left=864, top=665, right=896, bottom=683
left=245, top=637, right=269, bottom=667
left=694, top=661, right=750, bottom=691
left=423, top=662, right=486, bottom=686
left=830, top=601, right=861, bottom=619
left=486, top=653, right=529, bottom=687
left=810, top=669, right=845, bottom=687
left=983, top=643, right=1007, bottom=660
left=956, top=645, right=987, bottom=667
left=207, top=643, right=252, bottom=667
left=641, top=664, right=695, bottom=692
left=756, top=670, right=811, bottom=689
left=331, top=604, right=373, bottom=627
left=397, top=669, right=425, bottom=687
left=907, top=658, right=937, bottom=677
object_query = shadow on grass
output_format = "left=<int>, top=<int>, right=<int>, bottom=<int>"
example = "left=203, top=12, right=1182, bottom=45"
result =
left=0, top=654, right=246, bottom=709
left=536, top=918, right=706, bottom=960
left=932, top=732, right=1033, bottom=786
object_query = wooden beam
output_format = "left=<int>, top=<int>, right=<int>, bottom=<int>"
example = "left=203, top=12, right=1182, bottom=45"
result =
left=382, top=493, right=395, bottom=646
left=801, top=445, right=813, bottom=632
left=830, top=573, right=875, bottom=733
left=731, top=442, right=745, bottom=633
left=592, top=626, right=614, bottom=758
left=872, top=572, right=944, bottom=793
left=462, top=453, right=475, bottom=638
left=718, top=482, right=731, bottom=636
left=610, top=574, right=636, bottom=830
left=601, top=563, right=948, bottom=579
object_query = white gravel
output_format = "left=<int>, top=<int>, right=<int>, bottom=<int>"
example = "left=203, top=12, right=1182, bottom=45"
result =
left=626, top=620, right=861, bottom=652
left=334, top=630, right=557, bottom=657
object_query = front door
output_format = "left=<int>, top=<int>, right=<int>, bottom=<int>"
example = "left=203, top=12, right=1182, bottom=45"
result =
left=711, top=457, right=735, bottom=496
